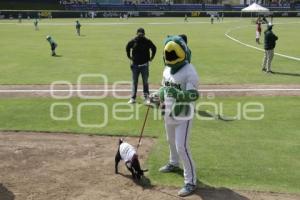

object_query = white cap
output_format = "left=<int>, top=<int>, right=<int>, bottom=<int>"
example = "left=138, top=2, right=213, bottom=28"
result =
left=46, top=35, right=51, bottom=39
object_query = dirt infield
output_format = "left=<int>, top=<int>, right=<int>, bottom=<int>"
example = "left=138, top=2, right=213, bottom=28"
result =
left=0, top=131, right=299, bottom=200
left=0, top=84, right=300, bottom=98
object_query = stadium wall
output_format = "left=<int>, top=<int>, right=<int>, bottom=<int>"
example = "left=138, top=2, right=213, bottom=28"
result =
left=0, top=10, right=300, bottom=18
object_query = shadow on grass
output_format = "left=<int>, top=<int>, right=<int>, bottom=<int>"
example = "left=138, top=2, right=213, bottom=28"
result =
left=0, top=183, right=15, bottom=200
left=197, top=110, right=236, bottom=122
left=172, top=168, right=249, bottom=200
left=272, top=71, right=300, bottom=77
left=53, top=54, right=63, bottom=57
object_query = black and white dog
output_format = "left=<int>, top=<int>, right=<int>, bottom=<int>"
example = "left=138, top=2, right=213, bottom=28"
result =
left=115, top=139, right=147, bottom=180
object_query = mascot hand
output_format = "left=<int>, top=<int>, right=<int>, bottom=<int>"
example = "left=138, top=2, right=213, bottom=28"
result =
left=158, top=87, right=166, bottom=102
left=166, top=87, right=199, bottom=102
left=166, top=87, right=180, bottom=99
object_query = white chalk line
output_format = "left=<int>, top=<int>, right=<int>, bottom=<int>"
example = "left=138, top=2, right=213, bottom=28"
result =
left=1, top=88, right=300, bottom=93
left=225, top=23, right=300, bottom=61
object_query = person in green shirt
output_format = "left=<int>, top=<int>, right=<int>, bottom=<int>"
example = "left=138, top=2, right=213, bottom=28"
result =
left=76, top=20, right=81, bottom=36
left=34, top=18, right=39, bottom=31
left=46, top=35, right=57, bottom=56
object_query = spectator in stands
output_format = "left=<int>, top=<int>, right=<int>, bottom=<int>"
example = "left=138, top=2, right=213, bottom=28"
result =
left=262, top=23, right=278, bottom=73
left=126, top=28, right=156, bottom=104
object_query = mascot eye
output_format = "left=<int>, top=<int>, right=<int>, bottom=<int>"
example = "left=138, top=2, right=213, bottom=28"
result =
left=165, top=50, right=179, bottom=61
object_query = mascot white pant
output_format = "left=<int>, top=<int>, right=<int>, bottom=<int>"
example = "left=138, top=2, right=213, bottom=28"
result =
left=165, top=119, right=197, bottom=185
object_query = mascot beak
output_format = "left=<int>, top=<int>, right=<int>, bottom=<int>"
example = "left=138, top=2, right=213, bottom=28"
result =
left=164, top=41, right=186, bottom=65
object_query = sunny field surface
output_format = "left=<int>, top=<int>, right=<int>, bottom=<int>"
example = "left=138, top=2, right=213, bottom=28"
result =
left=0, top=96, right=299, bottom=193
left=0, top=17, right=299, bottom=84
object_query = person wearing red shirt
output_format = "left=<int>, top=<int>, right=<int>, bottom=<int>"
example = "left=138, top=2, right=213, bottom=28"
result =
left=256, top=16, right=262, bottom=44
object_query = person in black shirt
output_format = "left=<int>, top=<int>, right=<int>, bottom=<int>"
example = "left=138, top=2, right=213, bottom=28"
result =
left=262, top=23, right=278, bottom=73
left=126, top=28, right=156, bottom=104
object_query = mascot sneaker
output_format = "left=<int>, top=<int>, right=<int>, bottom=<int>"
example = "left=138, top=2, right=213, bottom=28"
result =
left=159, top=163, right=179, bottom=173
left=178, top=183, right=197, bottom=197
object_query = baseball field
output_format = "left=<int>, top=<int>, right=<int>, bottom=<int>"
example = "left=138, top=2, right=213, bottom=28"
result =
left=0, top=17, right=299, bottom=200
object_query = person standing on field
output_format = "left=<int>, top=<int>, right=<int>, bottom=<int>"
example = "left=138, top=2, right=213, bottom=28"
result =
left=262, top=23, right=278, bottom=73
left=256, top=16, right=262, bottom=44
left=34, top=18, right=39, bottom=31
left=75, top=20, right=81, bottom=36
left=126, top=28, right=156, bottom=104
left=216, top=13, right=220, bottom=22
left=18, top=13, right=22, bottom=23
left=210, top=14, right=214, bottom=24
left=184, top=14, right=188, bottom=22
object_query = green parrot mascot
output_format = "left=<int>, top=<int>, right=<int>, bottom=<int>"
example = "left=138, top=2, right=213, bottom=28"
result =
left=150, top=35, right=200, bottom=197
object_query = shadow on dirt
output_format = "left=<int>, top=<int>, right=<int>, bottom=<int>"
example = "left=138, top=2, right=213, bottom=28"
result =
left=118, top=172, right=153, bottom=189
left=0, top=183, right=15, bottom=200
left=195, top=186, right=249, bottom=200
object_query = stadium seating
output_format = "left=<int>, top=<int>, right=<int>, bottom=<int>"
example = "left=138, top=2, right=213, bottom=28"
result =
left=0, top=0, right=63, bottom=10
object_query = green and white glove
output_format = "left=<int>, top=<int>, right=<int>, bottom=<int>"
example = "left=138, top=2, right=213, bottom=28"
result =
left=160, top=86, right=199, bottom=117
left=165, top=87, right=199, bottom=102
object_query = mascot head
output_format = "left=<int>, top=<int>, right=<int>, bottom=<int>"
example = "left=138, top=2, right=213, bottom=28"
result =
left=163, top=35, right=191, bottom=74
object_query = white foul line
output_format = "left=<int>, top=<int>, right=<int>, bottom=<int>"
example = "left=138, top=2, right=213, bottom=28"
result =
left=225, top=25, right=300, bottom=62
left=0, top=88, right=300, bottom=93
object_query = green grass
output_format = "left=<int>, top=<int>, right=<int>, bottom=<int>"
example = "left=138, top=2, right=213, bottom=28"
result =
left=0, top=96, right=299, bottom=193
left=0, top=17, right=299, bottom=84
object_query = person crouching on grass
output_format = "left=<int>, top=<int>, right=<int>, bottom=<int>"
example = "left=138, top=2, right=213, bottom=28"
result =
left=46, top=35, right=57, bottom=56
